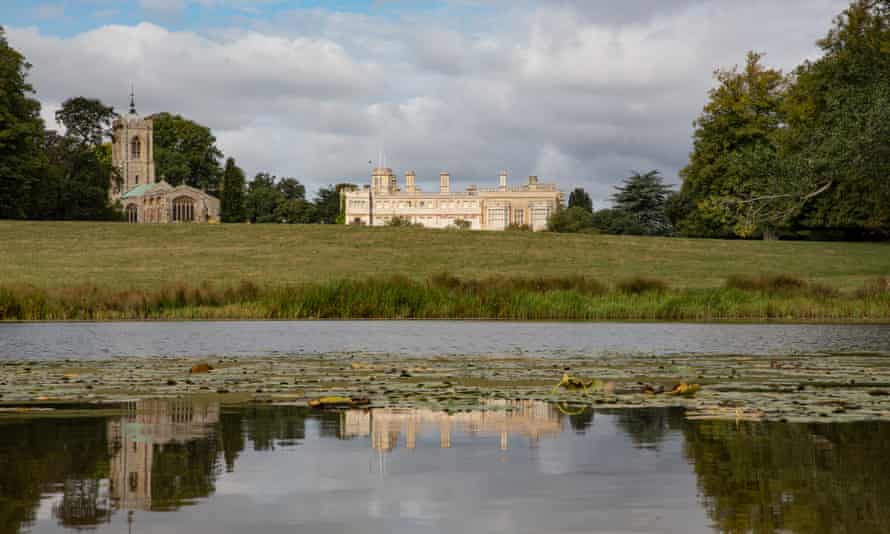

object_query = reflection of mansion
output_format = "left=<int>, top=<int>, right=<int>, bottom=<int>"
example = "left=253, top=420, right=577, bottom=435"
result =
left=107, top=400, right=219, bottom=511
left=343, top=168, right=563, bottom=231
left=341, top=400, right=562, bottom=452
left=111, top=94, right=220, bottom=224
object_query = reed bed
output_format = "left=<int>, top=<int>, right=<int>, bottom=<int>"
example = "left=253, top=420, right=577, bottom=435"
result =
left=1, top=274, right=888, bottom=322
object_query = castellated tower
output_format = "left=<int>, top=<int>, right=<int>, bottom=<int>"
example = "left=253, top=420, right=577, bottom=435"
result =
left=111, top=92, right=156, bottom=199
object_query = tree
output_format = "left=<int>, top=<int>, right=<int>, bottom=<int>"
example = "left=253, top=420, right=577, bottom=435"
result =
left=54, top=97, right=114, bottom=147
left=547, top=206, right=594, bottom=233
left=591, top=208, right=645, bottom=235
left=151, top=112, right=223, bottom=192
left=277, top=177, right=305, bottom=202
left=677, top=52, right=786, bottom=237
left=568, top=188, right=593, bottom=213
left=244, top=173, right=284, bottom=223
left=0, top=27, right=47, bottom=219
left=275, top=199, right=317, bottom=224
left=314, top=183, right=354, bottom=224
left=220, top=157, right=246, bottom=223
left=612, top=170, right=674, bottom=236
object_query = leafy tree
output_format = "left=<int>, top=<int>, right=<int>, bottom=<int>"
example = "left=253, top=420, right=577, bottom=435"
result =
left=677, top=52, right=785, bottom=237
left=567, top=187, right=593, bottom=213
left=151, top=112, right=223, bottom=192
left=54, top=97, right=114, bottom=147
left=277, top=177, right=306, bottom=202
left=591, top=208, right=646, bottom=235
left=274, top=198, right=317, bottom=224
left=775, top=0, right=890, bottom=238
left=612, top=170, right=674, bottom=236
left=220, top=157, right=246, bottom=223
left=0, top=27, right=46, bottom=219
left=314, top=183, right=354, bottom=224
left=244, top=172, right=284, bottom=223
left=547, top=206, right=594, bottom=233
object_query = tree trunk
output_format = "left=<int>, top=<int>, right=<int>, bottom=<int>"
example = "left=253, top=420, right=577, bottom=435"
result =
left=762, top=225, right=778, bottom=241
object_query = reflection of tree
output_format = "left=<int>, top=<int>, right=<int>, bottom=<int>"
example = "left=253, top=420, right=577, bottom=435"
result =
left=243, top=405, right=308, bottom=450
left=218, top=410, right=244, bottom=472
left=0, top=418, right=110, bottom=533
left=603, top=408, right=686, bottom=449
left=682, top=420, right=890, bottom=533
left=150, top=438, right=221, bottom=511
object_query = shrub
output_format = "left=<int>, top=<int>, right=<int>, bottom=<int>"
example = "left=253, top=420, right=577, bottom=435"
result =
left=591, top=208, right=646, bottom=235
left=856, top=277, right=890, bottom=298
left=385, top=216, right=422, bottom=228
left=452, top=219, right=472, bottom=230
left=507, top=223, right=532, bottom=231
left=726, top=274, right=837, bottom=297
left=547, top=206, right=594, bottom=233
left=617, top=276, right=669, bottom=294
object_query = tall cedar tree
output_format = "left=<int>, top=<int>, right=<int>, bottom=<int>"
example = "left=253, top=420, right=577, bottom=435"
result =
left=567, top=188, right=593, bottom=213
left=220, top=157, right=246, bottom=222
left=612, top=170, right=673, bottom=236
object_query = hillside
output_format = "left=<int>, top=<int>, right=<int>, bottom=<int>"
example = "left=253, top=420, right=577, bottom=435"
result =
left=1, top=221, right=887, bottom=290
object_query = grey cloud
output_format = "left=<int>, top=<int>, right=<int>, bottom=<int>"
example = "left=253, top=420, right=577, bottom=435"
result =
left=7, top=0, right=848, bottom=202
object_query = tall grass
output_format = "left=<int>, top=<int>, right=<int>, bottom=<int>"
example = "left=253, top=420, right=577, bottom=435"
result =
left=1, top=275, right=888, bottom=322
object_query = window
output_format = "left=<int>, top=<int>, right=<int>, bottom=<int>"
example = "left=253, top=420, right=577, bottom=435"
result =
left=135, top=174, right=139, bottom=185
left=130, top=136, right=141, bottom=159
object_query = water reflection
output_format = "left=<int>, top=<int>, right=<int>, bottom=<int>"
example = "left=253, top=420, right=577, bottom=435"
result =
left=1, top=399, right=889, bottom=533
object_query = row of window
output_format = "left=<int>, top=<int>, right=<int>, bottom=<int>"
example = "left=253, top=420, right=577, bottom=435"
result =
left=347, top=199, right=481, bottom=210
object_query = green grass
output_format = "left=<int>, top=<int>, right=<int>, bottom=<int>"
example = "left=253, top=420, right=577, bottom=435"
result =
left=1, top=221, right=888, bottom=291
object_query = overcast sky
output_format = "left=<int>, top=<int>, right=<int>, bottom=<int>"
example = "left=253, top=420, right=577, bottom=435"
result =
left=5, top=0, right=849, bottom=204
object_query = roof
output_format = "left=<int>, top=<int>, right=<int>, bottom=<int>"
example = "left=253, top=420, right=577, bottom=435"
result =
left=121, top=184, right=155, bottom=199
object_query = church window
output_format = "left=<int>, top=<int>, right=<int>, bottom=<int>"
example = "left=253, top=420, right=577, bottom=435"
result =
left=131, top=136, right=141, bottom=159
left=135, top=175, right=139, bottom=185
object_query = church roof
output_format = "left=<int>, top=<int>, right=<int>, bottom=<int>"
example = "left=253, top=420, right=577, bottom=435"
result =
left=121, top=183, right=155, bottom=199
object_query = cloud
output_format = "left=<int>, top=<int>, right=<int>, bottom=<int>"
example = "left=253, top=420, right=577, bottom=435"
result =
left=6, top=1, right=848, bottom=203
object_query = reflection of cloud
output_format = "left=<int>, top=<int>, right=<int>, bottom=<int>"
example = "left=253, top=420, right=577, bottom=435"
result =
left=342, top=400, right=562, bottom=452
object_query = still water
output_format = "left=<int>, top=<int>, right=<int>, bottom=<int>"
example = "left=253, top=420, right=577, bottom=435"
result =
left=2, top=321, right=890, bottom=359
left=2, top=400, right=888, bottom=534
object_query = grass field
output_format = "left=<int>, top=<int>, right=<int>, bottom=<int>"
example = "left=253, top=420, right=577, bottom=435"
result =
left=1, top=221, right=888, bottom=290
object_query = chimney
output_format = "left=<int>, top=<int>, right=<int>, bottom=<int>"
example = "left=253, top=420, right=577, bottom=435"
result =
left=528, top=175, right=538, bottom=191
left=405, top=171, right=416, bottom=193
left=498, top=171, right=507, bottom=191
left=440, top=172, right=450, bottom=193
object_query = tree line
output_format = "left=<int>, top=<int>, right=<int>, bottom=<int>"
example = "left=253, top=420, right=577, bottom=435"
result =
left=552, top=0, right=890, bottom=240
left=0, top=26, right=347, bottom=223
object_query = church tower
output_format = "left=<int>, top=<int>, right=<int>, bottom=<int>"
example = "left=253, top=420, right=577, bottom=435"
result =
left=111, top=90, right=156, bottom=199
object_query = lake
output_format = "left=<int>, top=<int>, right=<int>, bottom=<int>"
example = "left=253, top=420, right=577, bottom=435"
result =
left=3, top=399, right=889, bottom=534
left=2, top=321, right=889, bottom=359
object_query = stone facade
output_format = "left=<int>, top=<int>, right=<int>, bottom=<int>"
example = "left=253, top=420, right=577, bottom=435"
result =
left=111, top=95, right=220, bottom=224
left=343, top=168, right=563, bottom=231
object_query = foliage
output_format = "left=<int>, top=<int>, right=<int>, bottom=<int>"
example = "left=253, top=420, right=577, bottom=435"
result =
left=567, top=187, right=593, bottom=213
left=151, top=112, right=223, bottom=192
left=220, top=157, right=246, bottom=223
left=274, top=198, right=317, bottom=224
left=507, top=223, right=531, bottom=231
left=244, top=172, right=284, bottom=223
left=314, top=183, right=354, bottom=224
left=547, top=206, right=594, bottom=233
left=452, top=218, right=472, bottom=230
left=0, top=27, right=46, bottom=219
left=55, top=97, right=115, bottom=147
left=277, top=177, right=305, bottom=201
left=611, top=170, right=674, bottom=236
left=2, top=274, right=887, bottom=321
left=385, top=215, right=422, bottom=227
left=590, top=208, right=645, bottom=235
left=677, top=52, right=785, bottom=237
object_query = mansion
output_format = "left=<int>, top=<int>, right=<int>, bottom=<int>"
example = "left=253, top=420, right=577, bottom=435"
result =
left=343, top=168, right=563, bottom=231
left=111, top=96, right=220, bottom=224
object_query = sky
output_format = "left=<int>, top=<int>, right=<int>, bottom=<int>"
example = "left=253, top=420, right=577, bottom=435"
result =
left=4, top=0, right=850, bottom=203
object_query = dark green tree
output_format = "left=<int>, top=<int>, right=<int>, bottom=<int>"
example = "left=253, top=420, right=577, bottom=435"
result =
left=590, top=208, right=646, bottom=235
left=151, top=112, right=223, bottom=192
left=245, top=172, right=284, bottom=223
left=220, top=157, right=246, bottom=223
left=274, top=198, right=317, bottom=224
left=0, top=27, right=47, bottom=219
left=277, top=177, right=306, bottom=202
left=567, top=187, right=593, bottom=213
left=314, top=183, right=354, bottom=224
left=546, top=206, right=594, bottom=233
left=54, top=97, right=114, bottom=147
left=677, top=52, right=785, bottom=237
left=612, top=170, right=674, bottom=236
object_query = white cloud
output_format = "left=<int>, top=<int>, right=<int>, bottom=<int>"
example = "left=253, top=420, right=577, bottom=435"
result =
left=7, top=1, right=849, bottom=202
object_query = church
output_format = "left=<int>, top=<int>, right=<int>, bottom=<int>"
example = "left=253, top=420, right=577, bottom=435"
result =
left=111, top=95, right=220, bottom=224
